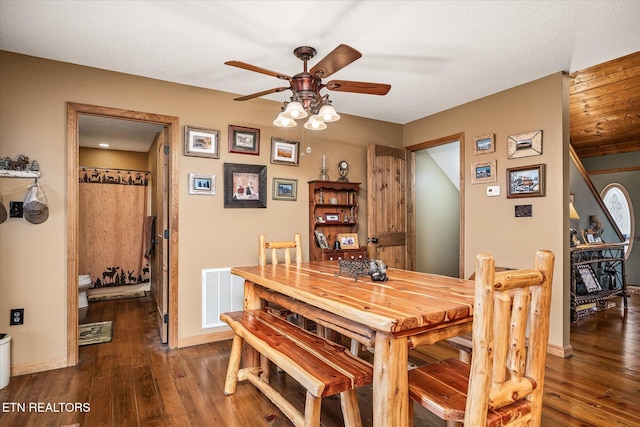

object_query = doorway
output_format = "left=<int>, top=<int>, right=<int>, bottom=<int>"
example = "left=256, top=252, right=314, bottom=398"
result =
left=407, top=133, right=464, bottom=278
left=66, top=103, right=180, bottom=366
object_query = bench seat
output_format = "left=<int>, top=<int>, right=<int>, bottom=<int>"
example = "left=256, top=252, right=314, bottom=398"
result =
left=221, top=309, right=373, bottom=427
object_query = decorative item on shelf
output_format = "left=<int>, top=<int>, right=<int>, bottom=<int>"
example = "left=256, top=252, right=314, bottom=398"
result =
left=589, top=215, right=604, bottom=235
left=333, top=240, right=341, bottom=250
left=569, top=201, right=581, bottom=247
left=225, top=44, right=390, bottom=131
left=318, top=155, right=330, bottom=181
left=349, top=206, right=355, bottom=223
left=0, top=154, right=40, bottom=172
left=318, top=188, right=324, bottom=204
left=337, top=160, right=349, bottom=182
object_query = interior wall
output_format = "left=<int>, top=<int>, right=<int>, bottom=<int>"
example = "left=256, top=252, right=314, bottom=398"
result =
left=580, top=152, right=640, bottom=286
left=403, top=72, right=570, bottom=353
left=0, top=51, right=402, bottom=371
left=415, top=149, right=460, bottom=277
left=79, top=147, right=149, bottom=170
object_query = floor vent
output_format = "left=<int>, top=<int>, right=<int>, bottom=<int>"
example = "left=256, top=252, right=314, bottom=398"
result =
left=202, top=268, right=244, bottom=328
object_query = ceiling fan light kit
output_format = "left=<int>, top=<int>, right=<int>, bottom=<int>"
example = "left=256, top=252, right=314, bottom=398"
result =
left=226, top=44, right=390, bottom=131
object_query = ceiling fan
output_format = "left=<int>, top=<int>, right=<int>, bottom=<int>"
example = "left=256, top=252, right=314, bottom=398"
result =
left=225, top=44, right=391, bottom=129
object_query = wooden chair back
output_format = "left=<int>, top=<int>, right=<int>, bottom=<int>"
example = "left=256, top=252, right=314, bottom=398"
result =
left=465, top=250, right=554, bottom=425
left=258, top=233, right=302, bottom=266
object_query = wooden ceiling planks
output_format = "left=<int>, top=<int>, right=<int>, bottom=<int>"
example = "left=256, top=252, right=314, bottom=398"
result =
left=569, top=51, right=640, bottom=158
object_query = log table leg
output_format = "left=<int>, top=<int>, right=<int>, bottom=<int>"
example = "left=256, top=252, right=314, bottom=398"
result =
left=373, top=332, right=409, bottom=427
left=243, top=280, right=261, bottom=369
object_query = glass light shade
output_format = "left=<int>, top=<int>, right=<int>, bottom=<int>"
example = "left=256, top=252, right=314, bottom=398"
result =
left=303, top=115, right=327, bottom=130
left=282, top=101, right=308, bottom=120
left=273, top=112, right=297, bottom=128
left=318, top=104, right=340, bottom=122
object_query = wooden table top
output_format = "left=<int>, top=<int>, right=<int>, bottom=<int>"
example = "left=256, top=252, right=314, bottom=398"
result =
left=231, top=261, right=475, bottom=336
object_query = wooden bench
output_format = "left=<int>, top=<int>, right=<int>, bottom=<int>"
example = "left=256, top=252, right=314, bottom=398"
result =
left=221, top=309, right=373, bottom=427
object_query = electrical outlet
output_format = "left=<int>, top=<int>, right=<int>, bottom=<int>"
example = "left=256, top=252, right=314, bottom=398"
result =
left=10, top=308, right=24, bottom=325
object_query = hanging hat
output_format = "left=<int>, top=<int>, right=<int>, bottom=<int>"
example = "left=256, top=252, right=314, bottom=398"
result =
left=23, top=182, right=49, bottom=224
left=0, top=194, right=7, bottom=224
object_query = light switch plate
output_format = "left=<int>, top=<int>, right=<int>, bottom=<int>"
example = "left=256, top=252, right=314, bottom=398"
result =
left=486, top=185, right=500, bottom=196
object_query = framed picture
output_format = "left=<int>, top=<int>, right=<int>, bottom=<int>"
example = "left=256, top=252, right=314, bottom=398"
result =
left=188, top=173, right=216, bottom=195
left=338, top=233, right=359, bottom=249
left=507, top=130, right=542, bottom=159
left=270, top=137, right=300, bottom=166
left=506, top=164, right=546, bottom=199
left=223, top=163, right=266, bottom=208
left=228, top=125, right=260, bottom=155
left=324, top=213, right=341, bottom=223
left=470, top=160, right=497, bottom=184
left=473, top=134, right=495, bottom=155
left=272, top=177, right=297, bottom=201
left=314, top=230, right=330, bottom=249
left=184, top=125, right=220, bottom=158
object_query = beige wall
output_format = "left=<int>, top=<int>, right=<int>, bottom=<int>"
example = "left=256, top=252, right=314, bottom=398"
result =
left=403, top=73, right=570, bottom=353
left=79, top=147, right=150, bottom=171
left=0, top=51, right=402, bottom=372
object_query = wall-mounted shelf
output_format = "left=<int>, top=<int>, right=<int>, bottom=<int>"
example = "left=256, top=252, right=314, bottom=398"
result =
left=0, top=170, right=41, bottom=178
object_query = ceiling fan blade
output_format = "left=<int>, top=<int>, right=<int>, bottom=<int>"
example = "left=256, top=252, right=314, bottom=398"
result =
left=225, top=61, right=291, bottom=80
left=233, top=86, right=291, bottom=101
left=310, top=44, right=362, bottom=78
left=325, top=80, right=391, bottom=96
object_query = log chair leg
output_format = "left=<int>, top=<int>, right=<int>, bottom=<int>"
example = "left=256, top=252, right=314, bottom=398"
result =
left=224, top=334, right=243, bottom=395
left=340, top=389, right=363, bottom=427
left=304, top=391, right=322, bottom=427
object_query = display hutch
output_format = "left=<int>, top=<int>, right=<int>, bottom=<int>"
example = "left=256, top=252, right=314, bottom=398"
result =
left=308, top=180, right=366, bottom=262
left=570, top=242, right=628, bottom=321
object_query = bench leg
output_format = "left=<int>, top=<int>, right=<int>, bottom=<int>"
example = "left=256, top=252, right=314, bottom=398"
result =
left=224, top=334, right=243, bottom=395
left=304, top=391, right=322, bottom=427
left=340, top=389, right=363, bottom=427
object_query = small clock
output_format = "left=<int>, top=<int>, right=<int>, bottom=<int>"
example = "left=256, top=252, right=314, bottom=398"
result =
left=337, top=160, right=349, bottom=182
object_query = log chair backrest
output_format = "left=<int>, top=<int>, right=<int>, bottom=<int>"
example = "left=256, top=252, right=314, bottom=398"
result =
left=465, top=250, right=554, bottom=426
left=258, top=233, right=302, bottom=266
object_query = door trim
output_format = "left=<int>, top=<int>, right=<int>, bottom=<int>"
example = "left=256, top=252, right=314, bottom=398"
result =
left=66, top=102, right=180, bottom=366
left=406, top=132, right=465, bottom=278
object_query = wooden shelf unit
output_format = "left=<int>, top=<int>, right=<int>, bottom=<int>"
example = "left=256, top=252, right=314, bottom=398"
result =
left=570, top=243, right=628, bottom=322
left=308, top=180, right=362, bottom=262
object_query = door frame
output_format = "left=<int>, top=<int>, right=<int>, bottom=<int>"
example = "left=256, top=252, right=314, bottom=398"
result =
left=406, top=132, right=465, bottom=278
left=66, top=102, right=180, bottom=366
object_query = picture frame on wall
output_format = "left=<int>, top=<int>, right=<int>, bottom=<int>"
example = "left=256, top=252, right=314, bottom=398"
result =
left=228, top=125, right=260, bottom=155
left=507, top=130, right=542, bottom=159
left=470, top=159, right=497, bottom=184
left=188, top=173, right=216, bottom=195
left=223, top=163, right=266, bottom=208
left=506, top=163, right=546, bottom=198
left=473, top=134, right=495, bottom=155
left=272, top=177, right=297, bottom=201
left=184, top=125, right=220, bottom=158
left=270, top=137, right=300, bottom=166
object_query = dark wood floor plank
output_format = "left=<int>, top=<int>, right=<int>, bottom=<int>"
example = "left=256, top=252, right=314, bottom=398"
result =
left=1, top=294, right=638, bottom=426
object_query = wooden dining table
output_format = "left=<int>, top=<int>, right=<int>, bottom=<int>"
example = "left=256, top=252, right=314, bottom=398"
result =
left=231, top=261, right=475, bottom=427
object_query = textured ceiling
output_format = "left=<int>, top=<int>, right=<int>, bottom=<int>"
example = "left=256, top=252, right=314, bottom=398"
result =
left=2, top=0, right=639, bottom=128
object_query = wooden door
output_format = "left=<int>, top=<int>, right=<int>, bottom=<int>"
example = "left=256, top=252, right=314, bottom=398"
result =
left=153, top=130, right=169, bottom=343
left=366, top=144, right=415, bottom=270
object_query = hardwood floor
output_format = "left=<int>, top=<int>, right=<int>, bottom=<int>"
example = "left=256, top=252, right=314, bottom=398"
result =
left=1, top=293, right=638, bottom=426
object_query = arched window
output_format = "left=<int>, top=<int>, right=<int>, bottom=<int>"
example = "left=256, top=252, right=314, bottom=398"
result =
left=601, top=183, right=634, bottom=259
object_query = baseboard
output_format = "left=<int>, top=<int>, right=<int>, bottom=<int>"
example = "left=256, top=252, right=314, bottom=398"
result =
left=547, top=342, right=572, bottom=358
left=177, top=329, right=234, bottom=348
left=11, top=357, right=68, bottom=376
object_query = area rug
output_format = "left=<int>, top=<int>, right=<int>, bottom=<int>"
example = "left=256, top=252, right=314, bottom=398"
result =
left=79, top=321, right=113, bottom=346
